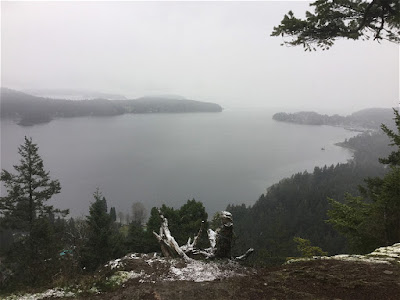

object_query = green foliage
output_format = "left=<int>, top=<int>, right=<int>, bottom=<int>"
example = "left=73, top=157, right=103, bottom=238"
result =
left=337, top=131, right=392, bottom=167
left=327, top=195, right=380, bottom=253
left=327, top=109, right=400, bottom=253
left=178, top=199, right=208, bottom=246
left=229, top=157, right=386, bottom=259
left=0, top=137, right=69, bottom=289
left=0, top=136, right=67, bottom=231
left=110, top=207, right=117, bottom=222
left=210, top=211, right=225, bottom=230
left=380, top=109, right=400, bottom=166
left=139, top=199, right=209, bottom=253
left=80, top=190, right=124, bottom=271
left=293, top=237, right=328, bottom=258
left=126, top=222, right=148, bottom=253
left=272, top=0, right=400, bottom=51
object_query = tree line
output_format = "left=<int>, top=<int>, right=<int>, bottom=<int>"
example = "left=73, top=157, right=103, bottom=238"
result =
left=0, top=138, right=209, bottom=293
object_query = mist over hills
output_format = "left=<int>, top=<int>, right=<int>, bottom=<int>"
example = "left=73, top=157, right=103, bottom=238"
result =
left=0, top=88, right=223, bottom=126
left=272, top=108, right=395, bottom=131
left=23, top=88, right=128, bottom=101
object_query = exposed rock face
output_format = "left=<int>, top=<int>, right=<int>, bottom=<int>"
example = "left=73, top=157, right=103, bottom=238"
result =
left=287, top=242, right=400, bottom=265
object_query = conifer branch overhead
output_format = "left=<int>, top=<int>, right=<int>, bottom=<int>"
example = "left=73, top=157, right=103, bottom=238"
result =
left=271, top=0, right=400, bottom=51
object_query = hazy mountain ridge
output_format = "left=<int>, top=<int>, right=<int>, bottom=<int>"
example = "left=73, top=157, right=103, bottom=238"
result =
left=114, top=97, right=224, bottom=114
left=23, top=88, right=128, bottom=101
left=0, top=88, right=223, bottom=126
left=272, top=108, right=395, bottom=131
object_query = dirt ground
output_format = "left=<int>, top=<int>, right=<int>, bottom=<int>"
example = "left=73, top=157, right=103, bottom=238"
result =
left=70, top=259, right=400, bottom=300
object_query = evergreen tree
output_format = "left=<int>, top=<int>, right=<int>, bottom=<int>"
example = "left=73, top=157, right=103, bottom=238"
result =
left=328, top=109, right=400, bottom=253
left=272, top=0, right=400, bottom=51
left=0, top=136, right=67, bottom=233
left=178, top=199, right=208, bottom=247
left=293, top=237, right=328, bottom=258
left=126, top=221, right=147, bottom=253
left=0, top=136, right=68, bottom=287
left=80, top=189, right=124, bottom=271
left=379, top=109, right=400, bottom=166
left=140, top=200, right=209, bottom=253
left=110, top=206, right=117, bottom=222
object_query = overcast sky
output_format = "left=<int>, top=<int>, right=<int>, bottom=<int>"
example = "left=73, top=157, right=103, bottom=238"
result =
left=1, top=1, right=399, bottom=113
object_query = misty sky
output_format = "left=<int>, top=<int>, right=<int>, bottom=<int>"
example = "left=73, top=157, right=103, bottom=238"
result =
left=1, top=1, right=399, bottom=113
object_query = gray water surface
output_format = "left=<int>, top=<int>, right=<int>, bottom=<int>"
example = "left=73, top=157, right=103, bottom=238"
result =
left=1, top=109, right=357, bottom=218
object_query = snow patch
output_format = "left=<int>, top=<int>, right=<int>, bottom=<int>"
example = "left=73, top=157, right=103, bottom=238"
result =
left=286, top=243, right=400, bottom=265
left=105, top=258, right=124, bottom=269
left=166, top=260, right=244, bottom=282
left=3, top=288, right=76, bottom=300
left=4, top=253, right=249, bottom=299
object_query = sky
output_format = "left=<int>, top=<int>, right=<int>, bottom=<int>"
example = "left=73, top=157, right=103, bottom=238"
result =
left=1, top=1, right=399, bottom=113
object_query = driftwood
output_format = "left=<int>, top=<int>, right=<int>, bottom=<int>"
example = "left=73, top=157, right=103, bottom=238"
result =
left=153, top=209, right=254, bottom=261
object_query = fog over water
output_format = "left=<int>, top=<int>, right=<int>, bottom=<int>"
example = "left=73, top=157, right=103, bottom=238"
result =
left=1, top=109, right=357, bottom=217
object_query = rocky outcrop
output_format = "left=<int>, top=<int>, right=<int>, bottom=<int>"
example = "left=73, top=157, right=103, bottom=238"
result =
left=287, top=243, right=400, bottom=265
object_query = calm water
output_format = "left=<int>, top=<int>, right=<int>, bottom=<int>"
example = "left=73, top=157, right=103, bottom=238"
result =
left=1, top=109, right=357, bottom=218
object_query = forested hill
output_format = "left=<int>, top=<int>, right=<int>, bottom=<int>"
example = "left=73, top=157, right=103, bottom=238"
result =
left=272, top=108, right=394, bottom=131
left=0, top=88, right=223, bottom=126
left=228, top=129, right=393, bottom=262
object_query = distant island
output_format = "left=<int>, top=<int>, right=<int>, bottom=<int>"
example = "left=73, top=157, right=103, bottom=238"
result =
left=272, top=108, right=395, bottom=131
left=0, top=88, right=223, bottom=126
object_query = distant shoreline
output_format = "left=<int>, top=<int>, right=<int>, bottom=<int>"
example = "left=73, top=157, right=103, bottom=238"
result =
left=272, top=109, right=393, bottom=132
left=1, top=88, right=223, bottom=126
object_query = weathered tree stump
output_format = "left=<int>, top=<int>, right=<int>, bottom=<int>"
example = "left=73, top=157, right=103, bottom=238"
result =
left=153, top=209, right=253, bottom=261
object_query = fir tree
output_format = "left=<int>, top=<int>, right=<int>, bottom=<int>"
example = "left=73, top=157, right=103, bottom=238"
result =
left=0, top=136, right=68, bottom=287
left=379, top=109, right=400, bottom=166
left=0, top=136, right=68, bottom=233
left=272, top=0, right=400, bottom=51
left=81, top=189, right=124, bottom=271
left=110, top=206, right=117, bottom=222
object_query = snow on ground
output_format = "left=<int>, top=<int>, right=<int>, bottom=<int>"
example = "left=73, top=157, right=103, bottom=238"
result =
left=104, top=253, right=247, bottom=282
left=104, top=253, right=247, bottom=283
left=286, top=243, right=400, bottom=265
left=4, top=253, right=248, bottom=300
left=3, top=288, right=77, bottom=300
left=7, top=244, right=400, bottom=299
left=166, top=259, right=243, bottom=282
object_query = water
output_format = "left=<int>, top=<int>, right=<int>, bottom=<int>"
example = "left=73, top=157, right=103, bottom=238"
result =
left=1, top=109, right=357, bottom=218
